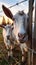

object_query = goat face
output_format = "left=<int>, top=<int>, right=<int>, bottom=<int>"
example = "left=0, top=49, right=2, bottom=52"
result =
left=13, top=12, right=28, bottom=43
left=0, top=24, right=14, bottom=47
left=3, top=24, right=13, bottom=39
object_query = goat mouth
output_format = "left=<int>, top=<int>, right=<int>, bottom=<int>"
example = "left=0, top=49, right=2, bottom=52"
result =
left=19, top=40, right=25, bottom=43
left=19, top=36, right=28, bottom=43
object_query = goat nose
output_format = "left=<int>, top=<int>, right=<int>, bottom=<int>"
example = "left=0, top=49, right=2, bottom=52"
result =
left=7, top=36, right=10, bottom=39
left=18, top=33, right=26, bottom=39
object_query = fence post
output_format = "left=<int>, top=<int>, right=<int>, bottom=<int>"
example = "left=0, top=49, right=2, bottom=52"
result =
left=29, top=0, right=34, bottom=65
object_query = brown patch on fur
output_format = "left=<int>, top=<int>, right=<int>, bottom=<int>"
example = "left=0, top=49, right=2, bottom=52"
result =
left=2, top=16, right=6, bottom=26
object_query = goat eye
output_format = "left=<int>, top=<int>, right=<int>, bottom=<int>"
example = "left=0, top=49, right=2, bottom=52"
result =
left=12, top=27, right=14, bottom=30
left=12, top=23, right=14, bottom=26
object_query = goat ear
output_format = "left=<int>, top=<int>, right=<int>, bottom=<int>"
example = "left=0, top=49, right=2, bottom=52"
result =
left=2, top=5, right=14, bottom=20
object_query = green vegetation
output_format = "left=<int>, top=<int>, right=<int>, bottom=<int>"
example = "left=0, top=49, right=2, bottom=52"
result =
left=0, top=28, right=3, bottom=42
left=0, top=28, right=2, bottom=34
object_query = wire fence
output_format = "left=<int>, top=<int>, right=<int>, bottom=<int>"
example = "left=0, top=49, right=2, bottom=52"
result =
left=0, top=0, right=28, bottom=15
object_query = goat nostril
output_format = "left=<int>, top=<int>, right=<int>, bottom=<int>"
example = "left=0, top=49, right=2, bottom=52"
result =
left=7, top=36, right=10, bottom=39
left=18, top=33, right=24, bottom=38
left=18, top=33, right=27, bottom=39
left=18, top=33, right=21, bottom=37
